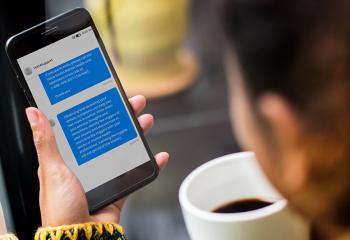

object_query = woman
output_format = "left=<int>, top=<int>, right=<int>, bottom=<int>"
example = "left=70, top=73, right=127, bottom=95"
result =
left=223, top=0, right=350, bottom=239
left=2, top=0, right=350, bottom=239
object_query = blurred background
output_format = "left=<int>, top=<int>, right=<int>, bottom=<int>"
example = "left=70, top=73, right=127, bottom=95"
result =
left=0, top=0, right=239, bottom=239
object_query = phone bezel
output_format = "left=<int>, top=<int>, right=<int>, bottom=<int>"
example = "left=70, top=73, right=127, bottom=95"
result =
left=5, top=8, right=159, bottom=212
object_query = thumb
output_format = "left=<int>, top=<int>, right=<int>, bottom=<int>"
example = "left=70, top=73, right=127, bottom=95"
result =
left=25, top=107, right=64, bottom=168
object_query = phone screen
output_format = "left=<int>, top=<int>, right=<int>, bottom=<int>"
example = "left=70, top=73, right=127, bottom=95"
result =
left=16, top=26, right=150, bottom=192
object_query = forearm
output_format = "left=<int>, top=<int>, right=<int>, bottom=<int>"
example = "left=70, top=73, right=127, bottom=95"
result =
left=0, top=222, right=126, bottom=240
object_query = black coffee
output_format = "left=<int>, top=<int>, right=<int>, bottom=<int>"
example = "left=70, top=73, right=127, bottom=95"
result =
left=212, top=198, right=274, bottom=213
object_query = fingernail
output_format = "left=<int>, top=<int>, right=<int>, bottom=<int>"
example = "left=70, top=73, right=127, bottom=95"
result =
left=26, top=108, right=39, bottom=126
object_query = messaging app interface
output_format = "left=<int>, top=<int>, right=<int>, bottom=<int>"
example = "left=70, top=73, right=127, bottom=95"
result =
left=17, top=26, right=150, bottom=192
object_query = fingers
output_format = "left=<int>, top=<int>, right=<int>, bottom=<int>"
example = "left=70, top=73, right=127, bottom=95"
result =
left=129, top=95, right=155, bottom=134
left=129, top=95, right=146, bottom=116
left=131, top=99, right=167, bottom=169
left=138, top=114, right=154, bottom=134
left=26, top=105, right=164, bottom=174
left=25, top=107, right=64, bottom=167
left=155, top=152, right=169, bottom=170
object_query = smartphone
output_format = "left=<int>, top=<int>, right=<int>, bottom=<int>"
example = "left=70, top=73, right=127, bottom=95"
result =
left=5, top=8, right=159, bottom=212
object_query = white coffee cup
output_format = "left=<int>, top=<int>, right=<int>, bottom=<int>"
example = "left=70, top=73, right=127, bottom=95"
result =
left=179, top=152, right=309, bottom=240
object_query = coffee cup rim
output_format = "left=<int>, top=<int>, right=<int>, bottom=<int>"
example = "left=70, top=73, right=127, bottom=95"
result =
left=179, top=151, right=288, bottom=222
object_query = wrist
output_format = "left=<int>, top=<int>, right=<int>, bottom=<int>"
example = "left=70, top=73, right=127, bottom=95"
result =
left=41, top=215, right=91, bottom=228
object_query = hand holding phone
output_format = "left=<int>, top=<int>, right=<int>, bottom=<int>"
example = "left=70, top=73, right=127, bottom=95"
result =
left=6, top=8, right=164, bottom=212
left=26, top=96, right=168, bottom=226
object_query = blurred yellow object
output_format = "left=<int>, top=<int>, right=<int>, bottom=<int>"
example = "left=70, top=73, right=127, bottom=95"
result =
left=84, top=0, right=112, bottom=46
left=85, top=0, right=198, bottom=98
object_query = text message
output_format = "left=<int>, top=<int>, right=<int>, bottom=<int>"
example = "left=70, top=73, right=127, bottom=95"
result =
left=39, top=48, right=111, bottom=104
left=57, top=88, right=137, bottom=165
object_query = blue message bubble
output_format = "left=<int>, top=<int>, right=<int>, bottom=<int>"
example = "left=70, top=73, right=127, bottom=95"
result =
left=39, top=48, right=111, bottom=105
left=57, top=88, right=137, bottom=165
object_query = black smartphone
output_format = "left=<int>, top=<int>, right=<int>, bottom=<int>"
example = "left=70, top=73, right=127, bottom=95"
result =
left=5, top=8, right=159, bottom=212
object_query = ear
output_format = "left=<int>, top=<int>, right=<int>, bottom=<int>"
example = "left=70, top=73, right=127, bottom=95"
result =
left=258, top=94, right=308, bottom=194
